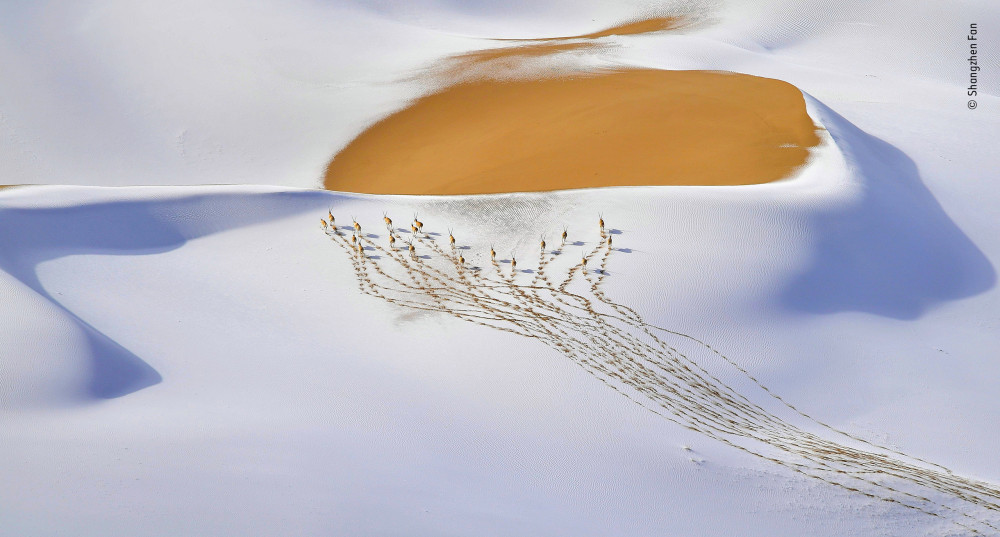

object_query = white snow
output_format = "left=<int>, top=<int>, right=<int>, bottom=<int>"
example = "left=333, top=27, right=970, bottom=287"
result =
left=1, top=1, right=999, bottom=535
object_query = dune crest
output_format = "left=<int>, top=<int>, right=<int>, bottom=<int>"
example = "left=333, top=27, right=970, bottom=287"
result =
left=324, top=69, right=820, bottom=195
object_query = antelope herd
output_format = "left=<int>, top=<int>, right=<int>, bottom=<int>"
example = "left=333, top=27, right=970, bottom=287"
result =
left=321, top=210, right=614, bottom=276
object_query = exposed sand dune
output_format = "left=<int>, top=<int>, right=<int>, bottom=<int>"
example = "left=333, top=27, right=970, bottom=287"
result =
left=502, top=16, right=684, bottom=41
left=435, top=17, right=688, bottom=91
left=449, top=41, right=593, bottom=66
left=324, top=69, right=821, bottom=195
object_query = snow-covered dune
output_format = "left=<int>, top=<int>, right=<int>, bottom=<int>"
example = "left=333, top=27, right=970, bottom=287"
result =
left=2, top=1, right=999, bottom=535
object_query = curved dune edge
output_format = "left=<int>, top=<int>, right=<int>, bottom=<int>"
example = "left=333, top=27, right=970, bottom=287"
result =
left=324, top=69, right=821, bottom=195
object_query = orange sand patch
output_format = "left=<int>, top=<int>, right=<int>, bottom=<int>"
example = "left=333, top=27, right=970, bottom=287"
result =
left=504, top=16, right=684, bottom=41
left=324, top=69, right=820, bottom=195
left=436, top=16, right=691, bottom=84
left=453, top=41, right=592, bottom=65
left=434, top=41, right=594, bottom=84
left=439, top=17, right=685, bottom=77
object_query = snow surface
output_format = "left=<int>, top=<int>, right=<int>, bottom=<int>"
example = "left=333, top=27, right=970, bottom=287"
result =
left=2, top=1, right=1000, bottom=535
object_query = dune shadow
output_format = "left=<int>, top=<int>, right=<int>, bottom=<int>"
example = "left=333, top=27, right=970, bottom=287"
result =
left=0, top=190, right=326, bottom=401
left=782, top=99, right=995, bottom=319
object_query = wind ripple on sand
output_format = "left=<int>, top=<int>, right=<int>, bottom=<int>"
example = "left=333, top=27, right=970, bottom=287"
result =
left=324, top=70, right=821, bottom=195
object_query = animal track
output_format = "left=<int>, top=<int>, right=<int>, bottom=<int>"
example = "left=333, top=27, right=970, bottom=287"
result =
left=323, top=214, right=1000, bottom=534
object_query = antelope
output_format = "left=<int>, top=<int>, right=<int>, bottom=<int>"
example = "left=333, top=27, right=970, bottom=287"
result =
left=408, top=241, right=415, bottom=256
left=458, top=254, right=465, bottom=265
left=448, top=228, right=456, bottom=247
left=413, top=213, right=424, bottom=233
left=357, top=243, right=365, bottom=256
left=540, top=235, right=546, bottom=252
left=389, top=234, right=396, bottom=249
left=582, top=255, right=588, bottom=267
left=352, top=216, right=361, bottom=234
left=383, top=212, right=392, bottom=230
left=490, top=245, right=496, bottom=261
left=561, top=226, right=568, bottom=243
left=599, top=213, right=605, bottom=232
left=607, top=235, right=613, bottom=247
left=411, top=223, right=418, bottom=235
left=511, top=255, right=517, bottom=270
left=328, top=211, right=334, bottom=223
left=320, top=218, right=328, bottom=229
left=351, top=234, right=357, bottom=245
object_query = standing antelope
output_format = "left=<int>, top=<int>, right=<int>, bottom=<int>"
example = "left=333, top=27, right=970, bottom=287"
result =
left=351, top=234, right=357, bottom=245
left=411, top=223, right=418, bottom=235
left=511, top=255, right=517, bottom=271
left=540, top=235, right=546, bottom=252
left=607, top=236, right=613, bottom=247
left=408, top=241, right=415, bottom=256
left=383, top=213, right=393, bottom=230
left=320, top=218, right=328, bottom=229
left=582, top=255, right=588, bottom=267
left=490, top=246, right=496, bottom=261
left=352, top=217, right=361, bottom=234
left=357, top=243, right=365, bottom=256
left=458, top=254, right=465, bottom=265
left=448, top=228, right=456, bottom=247
left=599, top=213, right=605, bottom=232
left=389, top=234, right=396, bottom=249
left=414, top=213, right=424, bottom=233
left=561, top=226, right=568, bottom=244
